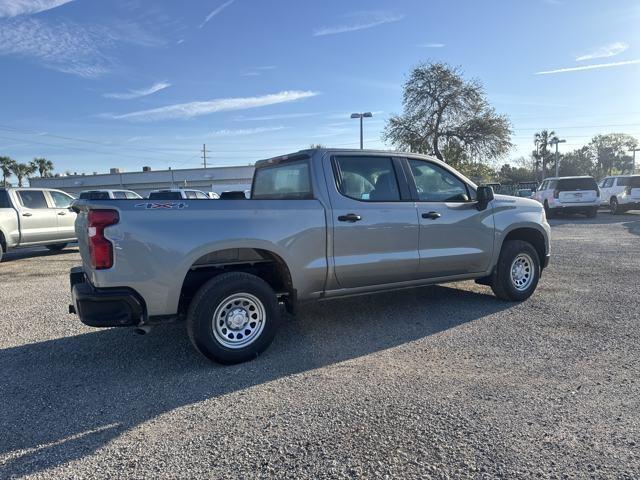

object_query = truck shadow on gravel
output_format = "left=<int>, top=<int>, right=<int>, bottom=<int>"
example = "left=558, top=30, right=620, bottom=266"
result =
left=0, top=284, right=510, bottom=477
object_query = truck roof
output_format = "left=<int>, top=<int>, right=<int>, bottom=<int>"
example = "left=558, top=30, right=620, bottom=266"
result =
left=255, top=148, right=441, bottom=168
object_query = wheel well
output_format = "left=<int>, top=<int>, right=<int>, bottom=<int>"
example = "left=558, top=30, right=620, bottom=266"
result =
left=503, top=228, right=546, bottom=268
left=178, top=248, right=294, bottom=316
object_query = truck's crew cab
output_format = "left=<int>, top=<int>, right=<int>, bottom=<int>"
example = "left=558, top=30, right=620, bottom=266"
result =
left=0, top=187, right=77, bottom=262
left=69, top=149, right=551, bottom=364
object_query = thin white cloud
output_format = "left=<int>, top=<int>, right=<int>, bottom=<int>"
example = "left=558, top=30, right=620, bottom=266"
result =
left=103, top=90, right=320, bottom=121
left=210, top=126, right=287, bottom=137
left=104, top=82, right=171, bottom=100
left=0, top=0, right=73, bottom=17
left=199, top=0, right=236, bottom=28
left=576, top=42, right=629, bottom=61
left=419, top=43, right=445, bottom=48
left=0, top=17, right=112, bottom=77
left=535, top=59, right=640, bottom=75
left=234, top=112, right=318, bottom=122
left=241, top=65, right=277, bottom=77
left=313, top=11, right=404, bottom=36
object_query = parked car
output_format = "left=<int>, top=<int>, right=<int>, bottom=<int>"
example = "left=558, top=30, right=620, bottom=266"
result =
left=0, top=187, right=76, bottom=262
left=598, top=175, right=640, bottom=215
left=79, top=189, right=142, bottom=200
left=69, top=149, right=551, bottom=364
left=515, top=188, right=534, bottom=198
left=148, top=189, right=211, bottom=200
left=533, top=176, right=600, bottom=218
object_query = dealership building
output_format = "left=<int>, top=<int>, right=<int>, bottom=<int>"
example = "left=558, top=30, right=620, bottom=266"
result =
left=29, top=165, right=255, bottom=197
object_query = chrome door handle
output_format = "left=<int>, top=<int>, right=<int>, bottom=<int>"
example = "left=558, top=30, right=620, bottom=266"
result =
left=58, top=211, right=66, bottom=215
left=22, top=212, right=32, bottom=217
left=422, top=211, right=441, bottom=220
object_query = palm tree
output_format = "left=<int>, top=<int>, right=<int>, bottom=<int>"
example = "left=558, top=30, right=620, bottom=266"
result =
left=31, top=157, right=54, bottom=177
left=0, top=156, right=16, bottom=187
left=10, top=162, right=36, bottom=187
left=533, top=130, right=557, bottom=178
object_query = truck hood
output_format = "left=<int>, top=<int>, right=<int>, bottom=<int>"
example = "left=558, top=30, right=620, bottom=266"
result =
left=493, top=194, right=542, bottom=210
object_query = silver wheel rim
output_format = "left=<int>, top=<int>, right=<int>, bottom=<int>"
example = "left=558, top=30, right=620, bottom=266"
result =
left=510, top=253, right=535, bottom=291
left=212, top=293, right=266, bottom=349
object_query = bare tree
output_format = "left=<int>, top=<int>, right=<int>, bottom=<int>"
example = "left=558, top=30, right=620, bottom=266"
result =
left=383, top=62, right=512, bottom=163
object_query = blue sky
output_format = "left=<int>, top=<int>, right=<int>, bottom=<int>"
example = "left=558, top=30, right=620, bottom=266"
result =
left=0, top=0, right=639, bottom=176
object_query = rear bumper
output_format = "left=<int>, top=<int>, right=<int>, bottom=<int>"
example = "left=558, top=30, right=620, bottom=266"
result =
left=549, top=204, right=598, bottom=212
left=69, top=266, right=146, bottom=328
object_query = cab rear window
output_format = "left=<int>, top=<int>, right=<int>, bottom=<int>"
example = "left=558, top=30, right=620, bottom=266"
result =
left=557, top=178, right=597, bottom=191
left=252, top=160, right=313, bottom=200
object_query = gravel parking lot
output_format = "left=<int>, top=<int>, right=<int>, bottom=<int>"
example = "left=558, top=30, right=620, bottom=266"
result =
left=1, top=212, right=639, bottom=479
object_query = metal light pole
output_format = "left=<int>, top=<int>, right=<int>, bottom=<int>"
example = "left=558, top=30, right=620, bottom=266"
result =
left=550, top=138, right=566, bottom=177
left=351, top=112, right=373, bottom=149
left=632, top=148, right=640, bottom=174
left=534, top=139, right=540, bottom=181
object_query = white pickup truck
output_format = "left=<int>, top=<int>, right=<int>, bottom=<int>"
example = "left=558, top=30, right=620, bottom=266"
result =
left=0, top=187, right=77, bottom=262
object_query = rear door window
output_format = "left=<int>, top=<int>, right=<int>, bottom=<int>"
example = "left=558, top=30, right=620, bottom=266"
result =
left=333, top=156, right=400, bottom=202
left=195, top=192, right=209, bottom=199
left=18, top=190, right=48, bottom=209
left=113, top=191, right=127, bottom=199
left=557, top=178, right=597, bottom=191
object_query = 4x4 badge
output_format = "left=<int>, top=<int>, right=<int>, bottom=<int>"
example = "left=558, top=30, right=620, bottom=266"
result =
left=134, top=202, right=188, bottom=209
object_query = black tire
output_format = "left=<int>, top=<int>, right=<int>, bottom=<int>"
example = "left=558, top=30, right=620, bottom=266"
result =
left=187, top=272, right=281, bottom=364
left=491, top=240, right=541, bottom=302
left=610, top=197, right=621, bottom=215
left=46, top=243, right=68, bottom=252
left=587, top=207, right=598, bottom=218
left=0, top=241, right=3, bottom=263
left=544, top=201, right=555, bottom=219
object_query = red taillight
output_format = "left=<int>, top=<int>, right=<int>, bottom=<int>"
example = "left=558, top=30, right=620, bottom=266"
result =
left=88, top=209, right=119, bottom=270
left=553, top=189, right=559, bottom=199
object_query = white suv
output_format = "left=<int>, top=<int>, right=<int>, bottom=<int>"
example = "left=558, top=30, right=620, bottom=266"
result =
left=598, top=175, right=640, bottom=215
left=533, top=176, right=600, bottom=218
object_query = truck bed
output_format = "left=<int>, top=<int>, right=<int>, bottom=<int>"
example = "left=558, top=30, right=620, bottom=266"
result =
left=73, top=199, right=328, bottom=317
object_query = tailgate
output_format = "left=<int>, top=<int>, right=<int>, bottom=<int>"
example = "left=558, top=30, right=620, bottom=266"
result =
left=559, top=190, right=597, bottom=203
left=630, top=188, right=640, bottom=200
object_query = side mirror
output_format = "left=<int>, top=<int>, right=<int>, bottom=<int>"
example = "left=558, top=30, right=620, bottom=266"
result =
left=476, top=186, right=494, bottom=211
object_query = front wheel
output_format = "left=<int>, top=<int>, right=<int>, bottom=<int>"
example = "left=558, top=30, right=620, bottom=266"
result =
left=46, top=243, right=68, bottom=252
left=187, top=272, right=281, bottom=364
left=491, top=240, right=541, bottom=301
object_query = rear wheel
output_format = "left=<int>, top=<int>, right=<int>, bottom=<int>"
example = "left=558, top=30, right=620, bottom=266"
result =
left=491, top=240, right=541, bottom=301
left=46, top=243, right=68, bottom=252
left=0, top=242, right=3, bottom=263
left=610, top=197, right=621, bottom=215
left=187, top=272, right=281, bottom=364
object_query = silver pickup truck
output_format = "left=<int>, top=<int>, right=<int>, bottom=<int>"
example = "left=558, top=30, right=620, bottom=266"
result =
left=69, top=149, right=551, bottom=364
left=0, top=187, right=77, bottom=262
